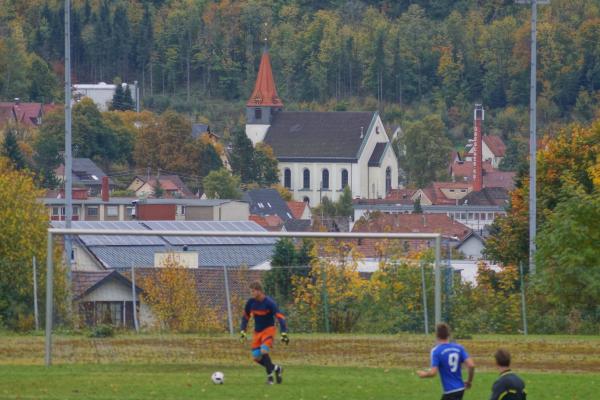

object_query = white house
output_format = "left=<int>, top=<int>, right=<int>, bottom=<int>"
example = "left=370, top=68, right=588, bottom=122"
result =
left=245, top=49, right=399, bottom=206
left=73, top=82, right=139, bottom=112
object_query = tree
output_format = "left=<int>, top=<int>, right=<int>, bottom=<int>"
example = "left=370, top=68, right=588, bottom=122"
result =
left=230, top=126, right=256, bottom=184
left=2, top=129, right=26, bottom=170
left=153, top=178, right=164, bottom=198
left=253, top=143, right=279, bottom=186
left=263, top=238, right=307, bottom=305
left=413, top=197, right=423, bottom=213
left=141, top=254, right=221, bottom=332
left=110, top=83, right=125, bottom=111
left=202, top=168, right=241, bottom=199
left=398, top=114, right=452, bottom=187
left=0, top=158, right=66, bottom=330
left=536, top=186, right=600, bottom=316
left=336, top=185, right=353, bottom=217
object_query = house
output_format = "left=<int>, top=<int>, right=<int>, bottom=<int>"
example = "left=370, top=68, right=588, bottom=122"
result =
left=456, top=231, right=486, bottom=260
left=0, top=100, right=55, bottom=128
left=72, top=270, right=148, bottom=329
left=351, top=213, right=474, bottom=258
left=460, top=187, right=510, bottom=207
left=72, top=82, right=139, bottom=112
left=242, top=188, right=294, bottom=221
left=127, top=175, right=194, bottom=198
left=287, top=201, right=312, bottom=220
left=245, top=49, right=399, bottom=205
left=249, top=214, right=285, bottom=231
left=413, top=182, right=473, bottom=206
left=43, top=196, right=250, bottom=222
left=53, top=220, right=275, bottom=272
left=449, top=160, right=516, bottom=190
left=465, top=135, right=506, bottom=169
left=54, top=158, right=114, bottom=196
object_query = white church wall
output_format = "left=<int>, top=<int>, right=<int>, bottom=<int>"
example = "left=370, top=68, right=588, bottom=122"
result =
left=245, top=124, right=270, bottom=146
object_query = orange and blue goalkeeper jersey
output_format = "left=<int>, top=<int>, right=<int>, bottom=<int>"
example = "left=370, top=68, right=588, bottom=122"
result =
left=240, top=296, right=288, bottom=333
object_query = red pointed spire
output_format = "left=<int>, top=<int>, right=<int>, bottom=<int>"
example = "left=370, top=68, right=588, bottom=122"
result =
left=247, top=49, right=283, bottom=107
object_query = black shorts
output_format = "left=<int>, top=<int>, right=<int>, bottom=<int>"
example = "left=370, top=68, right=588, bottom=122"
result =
left=441, top=390, right=464, bottom=400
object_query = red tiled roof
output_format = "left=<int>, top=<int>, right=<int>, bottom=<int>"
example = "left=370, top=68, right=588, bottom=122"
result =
left=249, top=214, right=284, bottom=231
left=247, top=50, right=283, bottom=107
left=418, top=182, right=472, bottom=205
left=483, top=135, right=506, bottom=157
left=143, top=175, right=193, bottom=197
left=385, top=188, right=418, bottom=204
left=450, top=161, right=495, bottom=180
left=483, top=171, right=516, bottom=190
left=287, top=201, right=307, bottom=219
left=351, top=213, right=472, bottom=257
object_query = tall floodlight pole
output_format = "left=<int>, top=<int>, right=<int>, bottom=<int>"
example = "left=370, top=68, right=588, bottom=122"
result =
left=64, top=0, right=73, bottom=279
left=517, top=0, right=548, bottom=274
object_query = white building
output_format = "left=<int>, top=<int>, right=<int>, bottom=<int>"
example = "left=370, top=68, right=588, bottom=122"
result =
left=245, top=49, right=399, bottom=206
left=73, top=82, right=139, bottom=112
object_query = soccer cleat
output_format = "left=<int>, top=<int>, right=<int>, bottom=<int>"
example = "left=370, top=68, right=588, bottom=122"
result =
left=266, top=374, right=274, bottom=385
left=274, top=365, right=283, bottom=384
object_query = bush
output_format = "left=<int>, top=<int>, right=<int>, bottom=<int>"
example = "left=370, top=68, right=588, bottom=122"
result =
left=89, top=324, right=114, bottom=338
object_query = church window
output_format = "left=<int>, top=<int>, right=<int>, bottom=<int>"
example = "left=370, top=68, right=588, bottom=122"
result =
left=303, top=169, right=310, bottom=189
left=341, top=169, right=349, bottom=189
left=322, top=169, right=329, bottom=189
left=254, top=108, right=262, bottom=120
left=284, top=168, right=291, bottom=189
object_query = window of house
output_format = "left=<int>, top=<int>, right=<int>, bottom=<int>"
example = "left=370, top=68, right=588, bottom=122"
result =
left=488, top=213, right=494, bottom=219
left=284, top=168, right=291, bottom=189
left=87, top=206, right=99, bottom=217
left=322, top=169, right=329, bottom=189
left=303, top=169, right=310, bottom=189
left=254, top=108, right=262, bottom=120
left=341, top=169, right=348, bottom=189
left=468, top=213, right=474, bottom=219
left=460, top=213, right=467, bottom=220
left=176, top=205, right=185, bottom=215
left=126, top=206, right=135, bottom=218
left=107, top=206, right=119, bottom=217
left=72, top=207, right=79, bottom=216
left=52, top=207, right=60, bottom=216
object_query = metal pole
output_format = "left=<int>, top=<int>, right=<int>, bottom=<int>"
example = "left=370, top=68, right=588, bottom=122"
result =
left=222, top=265, right=234, bottom=335
left=131, top=263, right=139, bottom=333
left=44, top=232, right=54, bottom=367
left=528, top=0, right=538, bottom=275
left=519, top=262, right=528, bottom=335
left=321, top=263, right=330, bottom=333
left=64, top=0, right=73, bottom=282
left=420, top=260, right=429, bottom=335
left=33, top=256, right=39, bottom=331
left=434, top=235, right=442, bottom=325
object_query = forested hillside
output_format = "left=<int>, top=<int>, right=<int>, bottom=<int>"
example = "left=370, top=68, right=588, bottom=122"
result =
left=1, top=0, right=599, bottom=144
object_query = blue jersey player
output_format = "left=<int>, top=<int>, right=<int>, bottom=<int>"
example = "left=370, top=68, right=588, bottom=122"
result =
left=417, top=323, right=476, bottom=400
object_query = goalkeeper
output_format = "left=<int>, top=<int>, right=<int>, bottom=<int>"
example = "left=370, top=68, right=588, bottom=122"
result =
left=240, top=281, right=289, bottom=385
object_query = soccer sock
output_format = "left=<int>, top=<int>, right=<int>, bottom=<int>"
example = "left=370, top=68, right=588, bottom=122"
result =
left=262, top=354, right=275, bottom=374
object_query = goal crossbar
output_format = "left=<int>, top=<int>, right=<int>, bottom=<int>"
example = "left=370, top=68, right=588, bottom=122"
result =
left=44, top=228, right=443, bottom=366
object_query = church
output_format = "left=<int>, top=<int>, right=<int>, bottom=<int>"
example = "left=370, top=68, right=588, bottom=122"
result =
left=245, top=49, right=399, bottom=206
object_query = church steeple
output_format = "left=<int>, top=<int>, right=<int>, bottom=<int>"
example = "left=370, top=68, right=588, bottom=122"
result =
left=247, top=48, right=283, bottom=108
left=245, top=47, right=283, bottom=146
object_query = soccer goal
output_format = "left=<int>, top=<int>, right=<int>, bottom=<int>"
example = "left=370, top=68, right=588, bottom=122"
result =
left=44, top=227, right=444, bottom=366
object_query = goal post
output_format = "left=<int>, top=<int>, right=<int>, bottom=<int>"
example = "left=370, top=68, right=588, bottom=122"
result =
left=44, top=228, right=443, bottom=367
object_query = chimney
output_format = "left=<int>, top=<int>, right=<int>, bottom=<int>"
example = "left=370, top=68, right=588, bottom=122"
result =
left=473, top=104, right=484, bottom=191
left=101, top=176, right=110, bottom=202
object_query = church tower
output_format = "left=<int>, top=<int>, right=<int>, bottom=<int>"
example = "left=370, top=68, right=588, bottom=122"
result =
left=245, top=48, right=283, bottom=146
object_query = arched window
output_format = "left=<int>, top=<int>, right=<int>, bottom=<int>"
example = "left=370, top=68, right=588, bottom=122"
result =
left=321, top=169, right=329, bottom=189
left=341, top=169, right=348, bottom=189
left=303, top=196, right=310, bottom=205
left=385, top=167, right=392, bottom=194
left=303, top=168, right=310, bottom=189
left=284, top=168, right=291, bottom=189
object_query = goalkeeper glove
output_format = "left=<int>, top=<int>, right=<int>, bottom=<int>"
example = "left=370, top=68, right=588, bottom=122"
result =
left=281, top=332, right=289, bottom=345
left=239, top=330, right=247, bottom=343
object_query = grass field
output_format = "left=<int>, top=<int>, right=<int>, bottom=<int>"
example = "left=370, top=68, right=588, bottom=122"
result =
left=1, top=333, right=599, bottom=399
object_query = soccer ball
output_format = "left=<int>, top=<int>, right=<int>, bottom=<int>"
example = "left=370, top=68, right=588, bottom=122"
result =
left=211, top=371, right=224, bottom=384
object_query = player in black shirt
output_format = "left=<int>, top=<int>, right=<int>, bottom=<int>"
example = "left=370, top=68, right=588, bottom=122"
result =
left=490, top=349, right=526, bottom=400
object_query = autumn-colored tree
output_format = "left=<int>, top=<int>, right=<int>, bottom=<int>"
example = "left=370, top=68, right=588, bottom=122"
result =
left=0, top=158, right=67, bottom=330
left=292, top=240, right=368, bottom=332
left=141, top=255, right=221, bottom=333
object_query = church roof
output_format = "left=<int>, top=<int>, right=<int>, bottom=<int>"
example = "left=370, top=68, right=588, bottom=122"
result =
left=264, top=111, right=376, bottom=161
left=368, top=142, right=388, bottom=166
left=247, top=50, right=283, bottom=107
